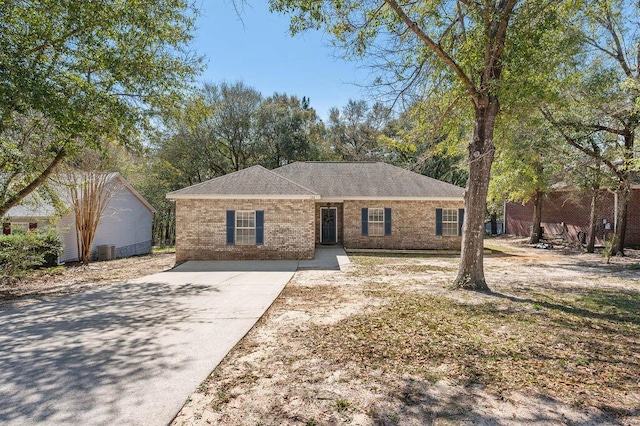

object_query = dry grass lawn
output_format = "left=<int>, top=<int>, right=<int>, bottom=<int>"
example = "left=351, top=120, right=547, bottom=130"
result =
left=173, top=239, right=640, bottom=425
left=0, top=251, right=175, bottom=306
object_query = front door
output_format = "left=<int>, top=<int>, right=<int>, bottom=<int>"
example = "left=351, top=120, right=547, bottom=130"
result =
left=321, top=207, right=337, bottom=244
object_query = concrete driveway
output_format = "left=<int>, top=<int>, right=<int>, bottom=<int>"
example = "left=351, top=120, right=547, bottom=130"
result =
left=0, top=260, right=297, bottom=425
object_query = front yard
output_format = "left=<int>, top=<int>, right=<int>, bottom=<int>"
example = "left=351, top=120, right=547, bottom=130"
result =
left=0, top=251, right=175, bottom=306
left=173, top=240, right=640, bottom=425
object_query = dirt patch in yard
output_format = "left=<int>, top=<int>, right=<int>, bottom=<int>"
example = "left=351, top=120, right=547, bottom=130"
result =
left=0, top=252, right=175, bottom=307
left=173, top=238, right=640, bottom=425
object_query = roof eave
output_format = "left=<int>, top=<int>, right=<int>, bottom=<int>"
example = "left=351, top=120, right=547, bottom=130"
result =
left=319, top=196, right=464, bottom=202
left=166, top=193, right=321, bottom=200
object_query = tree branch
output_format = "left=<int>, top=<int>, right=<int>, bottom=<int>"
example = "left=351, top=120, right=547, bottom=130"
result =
left=383, top=0, right=478, bottom=99
left=0, top=146, right=69, bottom=218
left=602, top=8, right=633, bottom=78
left=540, top=106, right=624, bottom=181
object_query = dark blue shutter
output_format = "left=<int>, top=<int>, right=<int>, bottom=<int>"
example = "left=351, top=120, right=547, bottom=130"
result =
left=226, top=210, right=235, bottom=245
left=361, top=208, right=368, bottom=236
left=384, top=208, right=392, bottom=236
left=435, top=208, right=443, bottom=236
left=256, top=210, right=264, bottom=245
left=458, top=209, right=464, bottom=236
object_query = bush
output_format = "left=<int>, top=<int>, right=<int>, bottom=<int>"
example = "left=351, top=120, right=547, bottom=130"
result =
left=0, top=230, right=63, bottom=283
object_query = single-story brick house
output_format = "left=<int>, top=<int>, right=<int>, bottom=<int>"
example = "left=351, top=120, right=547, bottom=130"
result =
left=504, top=187, right=640, bottom=246
left=167, top=162, right=465, bottom=262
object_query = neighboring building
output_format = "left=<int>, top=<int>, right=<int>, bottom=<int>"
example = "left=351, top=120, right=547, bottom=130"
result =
left=2, top=173, right=155, bottom=262
left=504, top=188, right=640, bottom=246
left=167, top=162, right=465, bottom=262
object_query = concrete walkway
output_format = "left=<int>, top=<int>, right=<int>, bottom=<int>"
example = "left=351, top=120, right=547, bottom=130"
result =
left=0, top=260, right=297, bottom=425
left=299, top=245, right=350, bottom=270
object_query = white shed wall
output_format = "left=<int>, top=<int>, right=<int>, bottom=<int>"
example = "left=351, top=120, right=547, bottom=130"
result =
left=58, top=184, right=153, bottom=262
left=93, top=184, right=153, bottom=258
left=57, top=215, right=78, bottom=263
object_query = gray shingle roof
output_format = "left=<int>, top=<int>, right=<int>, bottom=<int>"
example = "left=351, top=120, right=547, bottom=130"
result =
left=5, top=202, right=56, bottom=218
left=272, top=162, right=464, bottom=199
left=166, top=165, right=319, bottom=199
left=167, top=162, right=464, bottom=200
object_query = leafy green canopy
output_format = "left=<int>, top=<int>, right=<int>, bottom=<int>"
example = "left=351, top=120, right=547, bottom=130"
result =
left=0, top=0, right=201, bottom=217
left=270, top=0, right=579, bottom=113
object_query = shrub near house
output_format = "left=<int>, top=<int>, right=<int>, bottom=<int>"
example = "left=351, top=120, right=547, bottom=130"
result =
left=0, top=230, right=62, bottom=281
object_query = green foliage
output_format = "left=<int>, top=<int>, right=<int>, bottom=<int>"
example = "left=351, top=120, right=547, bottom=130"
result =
left=255, top=94, right=324, bottom=168
left=145, top=82, right=331, bottom=245
left=382, top=100, right=469, bottom=186
left=0, top=230, right=62, bottom=282
left=490, top=113, right=561, bottom=204
left=327, top=100, right=391, bottom=160
left=0, top=0, right=201, bottom=217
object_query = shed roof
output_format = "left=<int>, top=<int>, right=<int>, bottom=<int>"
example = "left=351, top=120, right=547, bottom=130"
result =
left=166, top=165, right=320, bottom=199
left=4, top=173, right=156, bottom=219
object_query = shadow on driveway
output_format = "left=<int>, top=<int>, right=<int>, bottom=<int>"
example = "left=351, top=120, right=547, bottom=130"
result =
left=0, top=262, right=296, bottom=425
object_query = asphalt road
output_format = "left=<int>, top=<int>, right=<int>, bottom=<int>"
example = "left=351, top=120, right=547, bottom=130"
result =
left=0, top=260, right=297, bottom=425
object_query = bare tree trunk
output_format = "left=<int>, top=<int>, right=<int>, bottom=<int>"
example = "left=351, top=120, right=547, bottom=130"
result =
left=586, top=189, right=598, bottom=253
left=452, top=101, right=496, bottom=292
left=611, top=182, right=630, bottom=256
left=529, top=190, right=543, bottom=244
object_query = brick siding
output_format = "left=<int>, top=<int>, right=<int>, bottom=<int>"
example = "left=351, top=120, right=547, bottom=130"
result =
left=175, top=199, right=315, bottom=262
left=505, top=189, right=640, bottom=246
left=342, top=200, right=463, bottom=250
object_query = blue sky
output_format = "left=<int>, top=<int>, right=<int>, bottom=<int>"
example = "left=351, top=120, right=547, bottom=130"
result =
left=192, top=1, right=369, bottom=119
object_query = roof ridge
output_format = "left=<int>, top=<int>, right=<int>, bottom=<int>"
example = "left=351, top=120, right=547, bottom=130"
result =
left=298, top=161, right=378, bottom=164
left=267, top=166, right=319, bottom=195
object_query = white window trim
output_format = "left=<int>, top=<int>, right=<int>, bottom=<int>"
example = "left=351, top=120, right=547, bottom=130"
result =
left=235, top=210, right=256, bottom=245
left=441, top=208, right=459, bottom=236
left=368, top=207, right=385, bottom=237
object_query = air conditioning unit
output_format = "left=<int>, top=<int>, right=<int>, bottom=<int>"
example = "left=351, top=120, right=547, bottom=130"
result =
left=97, top=244, right=116, bottom=261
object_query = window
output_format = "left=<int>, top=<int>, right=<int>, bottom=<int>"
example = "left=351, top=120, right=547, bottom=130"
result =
left=368, top=208, right=385, bottom=236
left=441, top=209, right=459, bottom=236
left=235, top=211, right=256, bottom=245
left=4, top=222, right=31, bottom=234
left=362, top=207, right=391, bottom=236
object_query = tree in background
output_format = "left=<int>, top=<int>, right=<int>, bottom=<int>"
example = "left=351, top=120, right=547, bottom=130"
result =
left=380, top=99, right=469, bottom=186
left=255, top=94, right=324, bottom=168
left=202, top=82, right=263, bottom=172
left=0, top=0, right=200, bottom=218
left=557, top=148, right=617, bottom=253
left=327, top=100, right=391, bottom=161
left=490, top=115, right=561, bottom=244
left=270, top=0, right=581, bottom=290
left=145, top=83, right=330, bottom=246
left=542, top=0, right=640, bottom=256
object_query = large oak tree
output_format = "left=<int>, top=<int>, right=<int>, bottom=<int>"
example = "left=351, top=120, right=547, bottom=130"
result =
left=270, top=0, right=579, bottom=290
